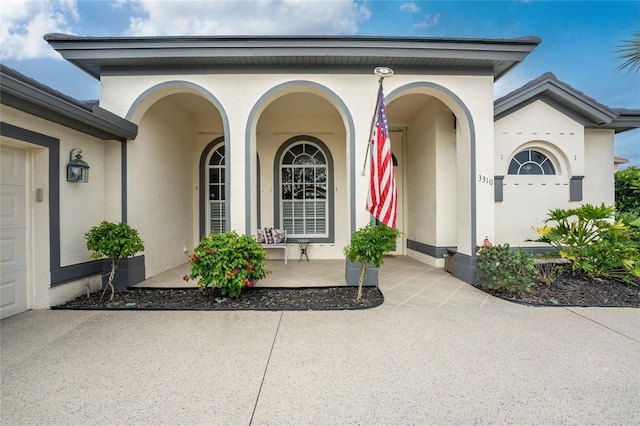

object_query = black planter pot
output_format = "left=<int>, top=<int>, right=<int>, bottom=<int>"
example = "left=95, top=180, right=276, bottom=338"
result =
left=344, top=258, right=378, bottom=287
left=102, top=255, right=146, bottom=291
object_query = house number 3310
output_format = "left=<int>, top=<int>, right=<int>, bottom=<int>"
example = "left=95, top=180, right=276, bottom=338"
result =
left=478, top=175, right=493, bottom=185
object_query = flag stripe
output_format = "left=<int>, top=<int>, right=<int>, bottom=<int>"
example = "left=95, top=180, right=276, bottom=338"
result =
left=366, top=87, right=397, bottom=229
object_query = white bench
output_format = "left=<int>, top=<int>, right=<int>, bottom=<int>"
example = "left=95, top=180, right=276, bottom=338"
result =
left=258, top=229, right=288, bottom=264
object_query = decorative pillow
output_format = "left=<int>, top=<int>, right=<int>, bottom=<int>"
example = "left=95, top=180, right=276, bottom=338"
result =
left=273, top=228, right=285, bottom=244
left=256, top=229, right=266, bottom=243
left=265, top=228, right=275, bottom=244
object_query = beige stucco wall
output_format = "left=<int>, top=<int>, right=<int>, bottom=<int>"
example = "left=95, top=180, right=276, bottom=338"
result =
left=493, top=100, right=615, bottom=246
left=99, top=72, right=496, bottom=266
left=126, top=96, right=195, bottom=276
left=405, top=97, right=457, bottom=252
left=583, top=128, right=615, bottom=207
left=1, top=104, right=114, bottom=308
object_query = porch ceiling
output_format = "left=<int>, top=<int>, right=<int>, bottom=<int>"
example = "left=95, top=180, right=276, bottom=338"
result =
left=45, top=34, right=540, bottom=81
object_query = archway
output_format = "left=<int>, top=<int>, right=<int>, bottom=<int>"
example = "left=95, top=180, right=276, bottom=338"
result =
left=125, top=86, right=226, bottom=277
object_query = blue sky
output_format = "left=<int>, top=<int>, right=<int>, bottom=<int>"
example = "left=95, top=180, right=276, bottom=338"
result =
left=2, top=0, right=638, bottom=166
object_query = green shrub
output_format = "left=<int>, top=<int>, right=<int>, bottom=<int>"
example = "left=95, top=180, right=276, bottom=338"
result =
left=531, top=203, right=639, bottom=283
left=615, top=166, right=640, bottom=214
left=616, top=211, right=640, bottom=246
left=85, top=221, right=145, bottom=301
left=476, top=244, right=537, bottom=292
left=184, top=231, right=270, bottom=297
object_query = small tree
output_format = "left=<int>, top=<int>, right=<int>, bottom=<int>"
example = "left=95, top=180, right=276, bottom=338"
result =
left=85, top=221, right=144, bottom=301
left=344, top=222, right=400, bottom=300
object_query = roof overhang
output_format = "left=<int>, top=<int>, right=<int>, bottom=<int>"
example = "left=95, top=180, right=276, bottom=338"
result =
left=494, top=72, right=619, bottom=126
left=44, top=33, right=541, bottom=81
left=608, top=109, right=640, bottom=134
left=495, top=73, right=640, bottom=134
left=0, top=65, right=137, bottom=141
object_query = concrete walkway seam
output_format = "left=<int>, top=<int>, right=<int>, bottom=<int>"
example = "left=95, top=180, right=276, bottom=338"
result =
left=250, top=311, right=284, bottom=425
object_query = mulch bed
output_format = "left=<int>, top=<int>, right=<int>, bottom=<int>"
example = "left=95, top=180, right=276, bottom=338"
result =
left=479, top=273, right=639, bottom=307
left=53, top=272, right=639, bottom=311
left=53, top=286, right=384, bottom=311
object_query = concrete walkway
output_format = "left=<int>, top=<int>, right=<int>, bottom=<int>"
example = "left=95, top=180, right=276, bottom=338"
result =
left=2, top=267, right=639, bottom=424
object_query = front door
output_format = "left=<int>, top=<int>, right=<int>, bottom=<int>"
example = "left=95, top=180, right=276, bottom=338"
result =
left=1, top=144, right=28, bottom=319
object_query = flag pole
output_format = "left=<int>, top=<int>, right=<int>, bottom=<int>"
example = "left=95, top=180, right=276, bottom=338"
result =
left=361, top=67, right=394, bottom=176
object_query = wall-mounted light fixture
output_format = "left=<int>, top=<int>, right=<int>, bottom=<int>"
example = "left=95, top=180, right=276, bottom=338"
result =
left=67, top=148, right=89, bottom=183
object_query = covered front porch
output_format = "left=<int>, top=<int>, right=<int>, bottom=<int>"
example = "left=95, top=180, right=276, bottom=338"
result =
left=133, top=256, right=494, bottom=309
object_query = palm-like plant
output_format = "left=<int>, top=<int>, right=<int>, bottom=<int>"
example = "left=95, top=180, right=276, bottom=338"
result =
left=615, top=30, right=640, bottom=74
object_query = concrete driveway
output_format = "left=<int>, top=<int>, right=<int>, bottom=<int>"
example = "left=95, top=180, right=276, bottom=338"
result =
left=2, top=297, right=638, bottom=425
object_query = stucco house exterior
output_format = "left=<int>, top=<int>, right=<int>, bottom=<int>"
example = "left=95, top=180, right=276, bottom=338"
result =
left=1, top=34, right=638, bottom=318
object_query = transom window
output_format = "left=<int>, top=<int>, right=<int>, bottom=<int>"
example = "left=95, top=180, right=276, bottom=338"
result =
left=207, top=144, right=225, bottom=234
left=508, top=149, right=556, bottom=175
left=280, top=142, right=328, bottom=237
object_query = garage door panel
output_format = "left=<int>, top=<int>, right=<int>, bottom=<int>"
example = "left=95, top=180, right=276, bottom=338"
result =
left=1, top=230, right=27, bottom=275
left=0, top=270, right=27, bottom=319
left=1, top=144, right=27, bottom=319
left=1, top=146, right=26, bottom=186
left=1, top=185, right=26, bottom=228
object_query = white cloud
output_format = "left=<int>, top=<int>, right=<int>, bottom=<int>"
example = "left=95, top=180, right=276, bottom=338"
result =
left=414, top=13, right=440, bottom=29
left=400, top=2, right=419, bottom=13
left=494, top=67, right=535, bottom=100
left=120, top=0, right=371, bottom=36
left=0, top=0, right=79, bottom=60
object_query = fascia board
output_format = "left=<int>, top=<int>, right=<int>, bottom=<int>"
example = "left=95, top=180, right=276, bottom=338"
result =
left=1, top=72, right=137, bottom=140
left=46, top=34, right=540, bottom=79
left=495, top=80, right=617, bottom=124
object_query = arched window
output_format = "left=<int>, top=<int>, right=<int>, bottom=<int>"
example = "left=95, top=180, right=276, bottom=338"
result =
left=207, top=143, right=225, bottom=233
left=280, top=141, right=328, bottom=238
left=508, top=149, right=556, bottom=175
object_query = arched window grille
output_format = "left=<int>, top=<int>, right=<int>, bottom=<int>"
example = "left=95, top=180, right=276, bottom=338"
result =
left=508, top=149, right=556, bottom=175
left=207, top=144, right=225, bottom=234
left=280, top=142, right=328, bottom=237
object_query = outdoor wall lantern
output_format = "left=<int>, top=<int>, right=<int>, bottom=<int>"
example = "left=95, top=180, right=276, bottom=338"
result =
left=67, top=148, right=90, bottom=183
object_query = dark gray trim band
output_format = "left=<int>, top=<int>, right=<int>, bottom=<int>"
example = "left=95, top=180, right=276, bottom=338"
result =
left=51, top=260, right=103, bottom=286
left=453, top=252, right=477, bottom=285
left=257, top=154, right=261, bottom=229
left=122, top=141, right=127, bottom=222
left=1, top=122, right=60, bottom=276
left=407, top=239, right=457, bottom=258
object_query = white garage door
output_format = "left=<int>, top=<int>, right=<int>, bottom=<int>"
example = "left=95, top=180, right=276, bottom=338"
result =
left=1, top=145, right=28, bottom=319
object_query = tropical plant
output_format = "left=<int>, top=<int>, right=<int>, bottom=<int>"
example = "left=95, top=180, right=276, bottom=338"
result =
left=85, top=221, right=145, bottom=301
left=343, top=222, right=400, bottom=300
left=184, top=231, right=270, bottom=297
left=615, top=166, right=640, bottom=214
left=476, top=243, right=537, bottom=292
left=531, top=204, right=639, bottom=283
left=614, top=30, right=640, bottom=74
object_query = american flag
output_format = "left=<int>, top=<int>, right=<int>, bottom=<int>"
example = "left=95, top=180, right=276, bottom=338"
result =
left=366, top=88, right=397, bottom=229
